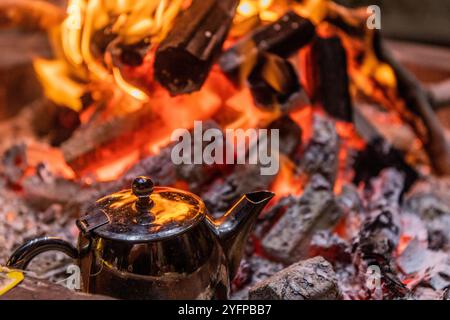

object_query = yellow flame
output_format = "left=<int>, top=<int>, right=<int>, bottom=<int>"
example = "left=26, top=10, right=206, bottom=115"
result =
left=37, top=0, right=185, bottom=109
left=112, top=67, right=149, bottom=102
left=33, top=58, right=85, bottom=112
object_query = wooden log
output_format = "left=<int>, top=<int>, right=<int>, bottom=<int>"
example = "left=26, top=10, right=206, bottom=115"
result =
left=0, top=0, right=65, bottom=31
left=353, top=106, right=418, bottom=191
left=219, top=11, right=315, bottom=84
left=248, top=256, right=341, bottom=300
left=261, top=175, right=342, bottom=264
left=299, top=115, right=340, bottom=186
left=60, top=102, right=162, bottom=175
left=247, top=52, right=309, bottom=111
left=154, top=0, right=239, bottom=95
left=373, top=31, right=450, bottom=176
left=310, top=36, right=353, bottom=122
left=353, top=168, right=409, bottom=299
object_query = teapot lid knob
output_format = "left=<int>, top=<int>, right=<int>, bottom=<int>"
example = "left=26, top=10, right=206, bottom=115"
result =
left=132, top=177, right=155, bottom=219
left=132, top=176, right=154, bottom=198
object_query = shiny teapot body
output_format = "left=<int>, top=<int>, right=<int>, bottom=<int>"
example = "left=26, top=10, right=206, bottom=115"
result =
left=7, top=177, right=274, bottom=299
left=78, top=221, right=229, bottom=299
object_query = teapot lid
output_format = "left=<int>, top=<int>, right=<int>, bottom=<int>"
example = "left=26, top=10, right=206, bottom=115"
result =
left=77, top=176, right=206, bottom=242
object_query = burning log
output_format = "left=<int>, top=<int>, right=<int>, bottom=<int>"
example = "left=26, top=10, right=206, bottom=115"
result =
left=219, top=11, right=315, bottom=84
left=299, top=115, right=340, bottom=186
left=154, top=0, right=239, bottom=95
left=267, top=115, right=302, bottom=158
left=248, top=256, right=341, bottom=300
left=353, top=107, right=418, bottom=191
left=310, top=36, right=353, bottom=122
left=247, top=52, right=309, bottom=111
left=60, top=102, right=163, bottom=174
left=0, top=0, right=65, bottom=31
left=373, top=32, right=450, bottom=176
left=353, top=168, right=409, bottom=299
left=90, top=121, right=226, bottom=196
left=262, top=175, right=342, bottom=264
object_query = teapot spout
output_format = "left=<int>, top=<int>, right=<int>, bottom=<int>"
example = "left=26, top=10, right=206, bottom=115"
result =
left=207, top=191, right=274, bottom=280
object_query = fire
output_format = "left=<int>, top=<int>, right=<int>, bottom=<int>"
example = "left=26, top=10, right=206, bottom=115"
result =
left=35, top=0, right=185, bottom=108
left=32, top=0, right=408, bottom=187
left=269, top=155, right=302, bottom=201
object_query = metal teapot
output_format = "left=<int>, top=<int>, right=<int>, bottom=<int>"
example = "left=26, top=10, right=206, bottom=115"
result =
left=7, top=176, right=274, bottom=299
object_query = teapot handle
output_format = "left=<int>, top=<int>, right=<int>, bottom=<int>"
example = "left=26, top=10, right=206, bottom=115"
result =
left=7, top=237, right=79, bottom=270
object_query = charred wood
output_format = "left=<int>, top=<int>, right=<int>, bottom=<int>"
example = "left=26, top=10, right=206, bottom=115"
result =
left=353, top=107, right=418, bottom=191
left=248, top=256, right=341, bottom=300
left=299, top=115, right=339, bottom=186
left=373, top=32, right=450, bottom=175
left=267, top=115, right=302, bottom=159
left=262, top=175, right=342, bottom=264
left=154, top=0, right=239, bottom=95
left=310, top=36, right=353, bottom=122
left=219, top=11, right=315, bottom=84
left=353, top=168, right=409, bottom=299
left=60, top=102, right=160, bottom=174
left=247, top=52, right=309, bottom=111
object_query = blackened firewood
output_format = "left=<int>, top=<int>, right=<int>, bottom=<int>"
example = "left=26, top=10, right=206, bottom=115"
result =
left=353, top=168, right=409, bottom=299
left=262, top=175, right=342, bottom=264
left=373, top=31, right=450, bottom=175
left=325, top=2, right=369, bottom=39
left=353, top=107, right=418, bottom=191
left=299, top=115, right=340, bottom=186
left=154, top=0, right=239, bottom=95
left=353, top=137, right=418, bottom=192
left=32, top=100, right=81, bottom=146
left=247, top=52, right=309, bottom=111
left=248, top=256, right=341, bottom=300
left=311, top=36, right=353, bottom=122
left=267, top=115, right=302, bottom=159
left=219, top=11, right=315, bottom=84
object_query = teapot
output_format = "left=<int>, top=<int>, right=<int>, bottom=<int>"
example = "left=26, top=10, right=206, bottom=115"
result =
left=7, top=176, right=274, bottom=299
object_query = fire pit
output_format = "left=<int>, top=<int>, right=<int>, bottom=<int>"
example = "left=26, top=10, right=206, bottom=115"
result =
left=0, top=0, right=449, bottom=300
